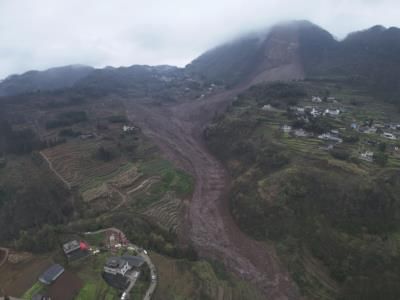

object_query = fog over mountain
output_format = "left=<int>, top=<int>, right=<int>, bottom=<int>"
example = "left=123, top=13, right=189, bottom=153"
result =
left=1, top=0, right=400, bottom=79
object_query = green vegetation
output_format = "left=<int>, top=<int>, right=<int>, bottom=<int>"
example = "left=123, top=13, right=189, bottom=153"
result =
left=22, top=282, right=45, bottom=300
left=108, top=115, right=128, bottom=123
left=137, top=159, right=194, bottom=208
left=206, top=81, right=400, bottom=299
left=46, top=111, right=88, bottom=129
left=72, top=253, right=119, bottom=300
left=151, top=253, right=264, bottom=300
left=58, top=128, right=82, bottom=137
left=0, top=156, right=74, bottom=247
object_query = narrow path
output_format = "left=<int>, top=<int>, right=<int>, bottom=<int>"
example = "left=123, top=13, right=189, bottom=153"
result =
left=110, top=177, right=159, bottom=212
left=109, top=185, right=128, bottom=212
left=39, top=151, right=71, bottom=189
left=126, top=88, right=300, bottom=299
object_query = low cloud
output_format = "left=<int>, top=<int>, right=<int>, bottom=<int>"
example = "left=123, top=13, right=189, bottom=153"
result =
left=0, top=0, right=399, bottom=78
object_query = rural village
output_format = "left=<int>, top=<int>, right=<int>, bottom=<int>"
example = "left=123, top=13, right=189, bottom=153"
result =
left=1, top=228, right=157, bottom=300
left=268, top=93, right=400, bottom=166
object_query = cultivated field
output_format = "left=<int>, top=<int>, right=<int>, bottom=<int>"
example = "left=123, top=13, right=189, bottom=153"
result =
left=143, top=192, right=183, bottom=233
left=42, top=139, right=129, bottom=189
left=0, top=253, right=52, bottom=297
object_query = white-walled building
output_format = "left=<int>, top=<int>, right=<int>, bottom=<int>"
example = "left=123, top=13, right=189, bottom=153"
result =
left=104, top=257, right=131, bottom=276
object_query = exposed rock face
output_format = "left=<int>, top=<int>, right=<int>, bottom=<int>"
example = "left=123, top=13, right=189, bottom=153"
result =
left=187, top=21, right=332, bottom=86
left=249, top=23, right=305, bottom=85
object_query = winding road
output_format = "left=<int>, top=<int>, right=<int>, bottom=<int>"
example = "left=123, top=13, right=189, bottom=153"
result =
left=126, top=88, right=300, bottom=299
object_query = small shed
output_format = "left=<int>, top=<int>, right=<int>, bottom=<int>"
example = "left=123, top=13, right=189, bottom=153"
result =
left=39, top=264, right=65, bottom=285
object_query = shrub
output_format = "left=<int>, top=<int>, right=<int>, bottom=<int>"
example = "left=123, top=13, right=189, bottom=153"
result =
left=330, top=149, right=350, bottom=160
left=108, top=115, right=128, bottom=123
left=46, top=111, right=87, bottom=129
left=58, top=128, right=81, bottom=137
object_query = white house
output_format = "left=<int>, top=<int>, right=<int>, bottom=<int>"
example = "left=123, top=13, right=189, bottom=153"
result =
left=318, top=133, right=343, bottom=143
left=310, top=107, right=321, bottom=117
left=360, top=151, right=374, bottom=162
left=123, top=125, right=137, bottom=132
left=383, top=132, right=396, bottom=140
left=296, top=107, right=305, bottom=113
left=293, top=129, right=309, bottom=137
left=282, top=125, right=292, bottom=133
left=324, top=109, right=340, bottom=117
left=104, top=257, right=131, bottom=276
left=364, top=127, right=377, bottom=134
left=262, top=104, right=273, bottom=111
left=312, top=96, right=322, bottom=103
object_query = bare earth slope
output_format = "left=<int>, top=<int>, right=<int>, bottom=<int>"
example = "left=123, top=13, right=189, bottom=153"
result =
left=126, top=85, right=300, bottom=299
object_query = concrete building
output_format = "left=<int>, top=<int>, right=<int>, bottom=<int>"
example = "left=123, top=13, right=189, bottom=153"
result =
left=104, top=257, right=131, bottom=276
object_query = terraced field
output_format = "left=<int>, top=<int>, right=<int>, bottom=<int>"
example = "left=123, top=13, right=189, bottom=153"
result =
left=42, top=140, right=128, bottom=189
left=143, top=192, right=183, bottom=233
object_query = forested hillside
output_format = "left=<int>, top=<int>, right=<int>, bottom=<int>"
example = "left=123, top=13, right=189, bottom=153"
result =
left=205, top=81, right=400, bottom=299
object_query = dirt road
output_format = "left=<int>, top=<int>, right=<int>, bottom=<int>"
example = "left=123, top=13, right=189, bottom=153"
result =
left=126, top=88, right=300, bottom=299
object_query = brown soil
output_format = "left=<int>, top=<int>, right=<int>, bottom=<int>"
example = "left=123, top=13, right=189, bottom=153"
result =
left=0, top=249, right=7, bottom=268
left=46, top=270, right=83, bottom=300
left=126, top=85, right=300, bottom=299
left=0, top=255, right=52, bottom=297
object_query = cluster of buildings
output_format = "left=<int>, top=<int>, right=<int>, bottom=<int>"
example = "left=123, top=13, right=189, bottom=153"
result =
left=289, top=105, right=342, bottom=119
left=282, top=125, right=344, bottom=145
left=270, top=94, right=400, bottom=166
left=355, top=122, right=399, bottom=140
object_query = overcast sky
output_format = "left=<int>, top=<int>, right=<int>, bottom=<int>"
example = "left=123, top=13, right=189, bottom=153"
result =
left=0, top=0, right=399, bottom=79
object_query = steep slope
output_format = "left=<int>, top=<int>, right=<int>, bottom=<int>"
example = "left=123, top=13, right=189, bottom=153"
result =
left=204, top=81, right=400, bottom=299
left=186, top=34, right=264, bottom=86
left=187, top=21, right=400, bottom=103
left=0, top=65, right=94, bottom=96
left=313, top=25, right=400, bottom=101
left=186, top=21, right=333, bottom=86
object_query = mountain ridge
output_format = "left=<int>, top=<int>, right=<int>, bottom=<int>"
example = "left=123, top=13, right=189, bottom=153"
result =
left=1, top=20, right=400, bottom=98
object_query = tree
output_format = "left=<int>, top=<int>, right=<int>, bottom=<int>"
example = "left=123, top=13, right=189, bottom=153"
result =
left=95, top=146, right=113, bottom=162
left=379, top=142, right=387, bottom=152
left=374, top=152, right=388, bottom=166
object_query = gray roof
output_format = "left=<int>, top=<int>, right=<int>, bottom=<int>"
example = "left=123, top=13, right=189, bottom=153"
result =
left=122, top=255, right=145, bottom=268
left=105, top=257, right=127, bottom=269
left=63, top=240, right=80, bottom=254
left=39, top=264, right=64, bottom=284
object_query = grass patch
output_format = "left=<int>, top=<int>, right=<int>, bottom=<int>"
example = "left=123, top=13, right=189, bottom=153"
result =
left=84, top=232, right=106, bottom=247
left=22, top=282, right=45, bottom=300
left=71, top=253, right=119, bottom=300
left=133, top=159, right=194, bottom=209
